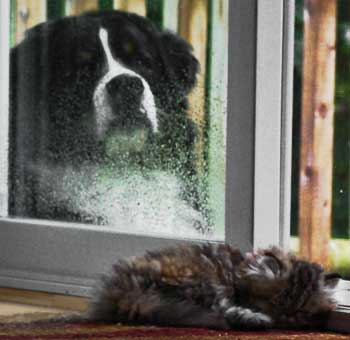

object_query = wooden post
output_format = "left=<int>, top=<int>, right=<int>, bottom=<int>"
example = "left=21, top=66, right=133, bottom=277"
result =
left=14, top=0, right=46, bottom=43
left=113, top=0, right=146, bottom=16
left=178, top=0, right=208, bottom=175
left=299, top=0, right=337, bottom=267
left=66, top=0, right=98, bottom=15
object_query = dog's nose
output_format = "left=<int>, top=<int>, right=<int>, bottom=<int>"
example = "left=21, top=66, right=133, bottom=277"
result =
left=106, top=74, right=144, bottom=98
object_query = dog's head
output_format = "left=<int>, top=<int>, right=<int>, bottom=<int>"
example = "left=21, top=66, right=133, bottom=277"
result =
left=17, top=11, right=199, bottom=157
left=11, top=11, right=199, bottom=158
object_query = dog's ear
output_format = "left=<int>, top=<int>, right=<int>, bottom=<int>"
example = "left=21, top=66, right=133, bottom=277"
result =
left=160, top=31, right=199, bottom=94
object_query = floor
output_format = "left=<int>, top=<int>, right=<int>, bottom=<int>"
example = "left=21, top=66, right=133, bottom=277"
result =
left=0, top=301, right=66, bottom=316
left=0, top=280, right=348, bottom=317
left=0, top=282, right=348, bottom=333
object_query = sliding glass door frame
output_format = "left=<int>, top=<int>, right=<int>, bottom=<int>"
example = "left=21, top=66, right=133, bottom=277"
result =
left=0, top=0, right=294, bottom=297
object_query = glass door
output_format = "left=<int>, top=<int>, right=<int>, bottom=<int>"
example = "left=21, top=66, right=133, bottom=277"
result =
left=0, top=0, right=293, bottom=296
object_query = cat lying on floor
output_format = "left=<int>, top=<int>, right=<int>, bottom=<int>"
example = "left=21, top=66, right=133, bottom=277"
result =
left=80, top=244, right=340, bottom=330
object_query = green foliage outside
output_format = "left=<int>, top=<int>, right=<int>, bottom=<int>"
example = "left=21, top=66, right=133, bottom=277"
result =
left=291, top=237, right=350, bottom=279
left=291, top=0, right=350, bottom=240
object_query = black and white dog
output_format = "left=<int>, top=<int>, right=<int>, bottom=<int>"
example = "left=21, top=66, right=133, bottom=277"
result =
left=9, top=11, right=207, bottom=234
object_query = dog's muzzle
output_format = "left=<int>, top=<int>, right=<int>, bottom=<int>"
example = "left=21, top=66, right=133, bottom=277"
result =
left=106, top=74, right=144, bottom=116
left=93, top=28, right=158, bottom=138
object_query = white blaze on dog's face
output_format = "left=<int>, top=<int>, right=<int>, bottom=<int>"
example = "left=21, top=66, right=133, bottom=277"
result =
left=93, top=27, right=158, bottom=144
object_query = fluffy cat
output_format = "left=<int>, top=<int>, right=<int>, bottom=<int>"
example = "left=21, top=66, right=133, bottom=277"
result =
left=84, top=244, right=340, bottom=330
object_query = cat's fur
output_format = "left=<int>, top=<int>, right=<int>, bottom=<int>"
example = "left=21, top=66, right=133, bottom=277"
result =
left=83, top=244, right=340, bottom=330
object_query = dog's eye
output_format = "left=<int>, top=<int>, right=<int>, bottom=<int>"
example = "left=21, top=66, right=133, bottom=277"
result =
left=78, top=51, right=95, bottom=62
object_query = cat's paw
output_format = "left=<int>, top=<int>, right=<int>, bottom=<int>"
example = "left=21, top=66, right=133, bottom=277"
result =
left=239, top=252, right=284, bottom=281
left=224, top=306, right=272, bottom=330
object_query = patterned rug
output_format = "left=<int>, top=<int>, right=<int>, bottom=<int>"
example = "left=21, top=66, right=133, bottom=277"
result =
left=0, top=313, right=348, bottom=340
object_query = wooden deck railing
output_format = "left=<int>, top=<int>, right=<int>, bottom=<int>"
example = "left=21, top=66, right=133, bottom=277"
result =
left=298, top=0, right=337, bottom=268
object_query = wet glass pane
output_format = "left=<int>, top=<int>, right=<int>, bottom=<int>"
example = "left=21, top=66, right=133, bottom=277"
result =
left=5, top=0, right=228, bottom=240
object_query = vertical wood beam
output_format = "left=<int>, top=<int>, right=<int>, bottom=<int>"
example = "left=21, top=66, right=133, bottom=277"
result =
left=299, top=0, right=337, bottom=267
left=14, top=0, right=46, bottom=43
left=113, top=0, right=146, bottom=16
left=178, top=0, right=208, bottom=175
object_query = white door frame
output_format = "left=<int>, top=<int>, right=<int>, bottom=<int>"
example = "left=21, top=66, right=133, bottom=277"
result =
left=0, top=0, right=294, bottom=296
